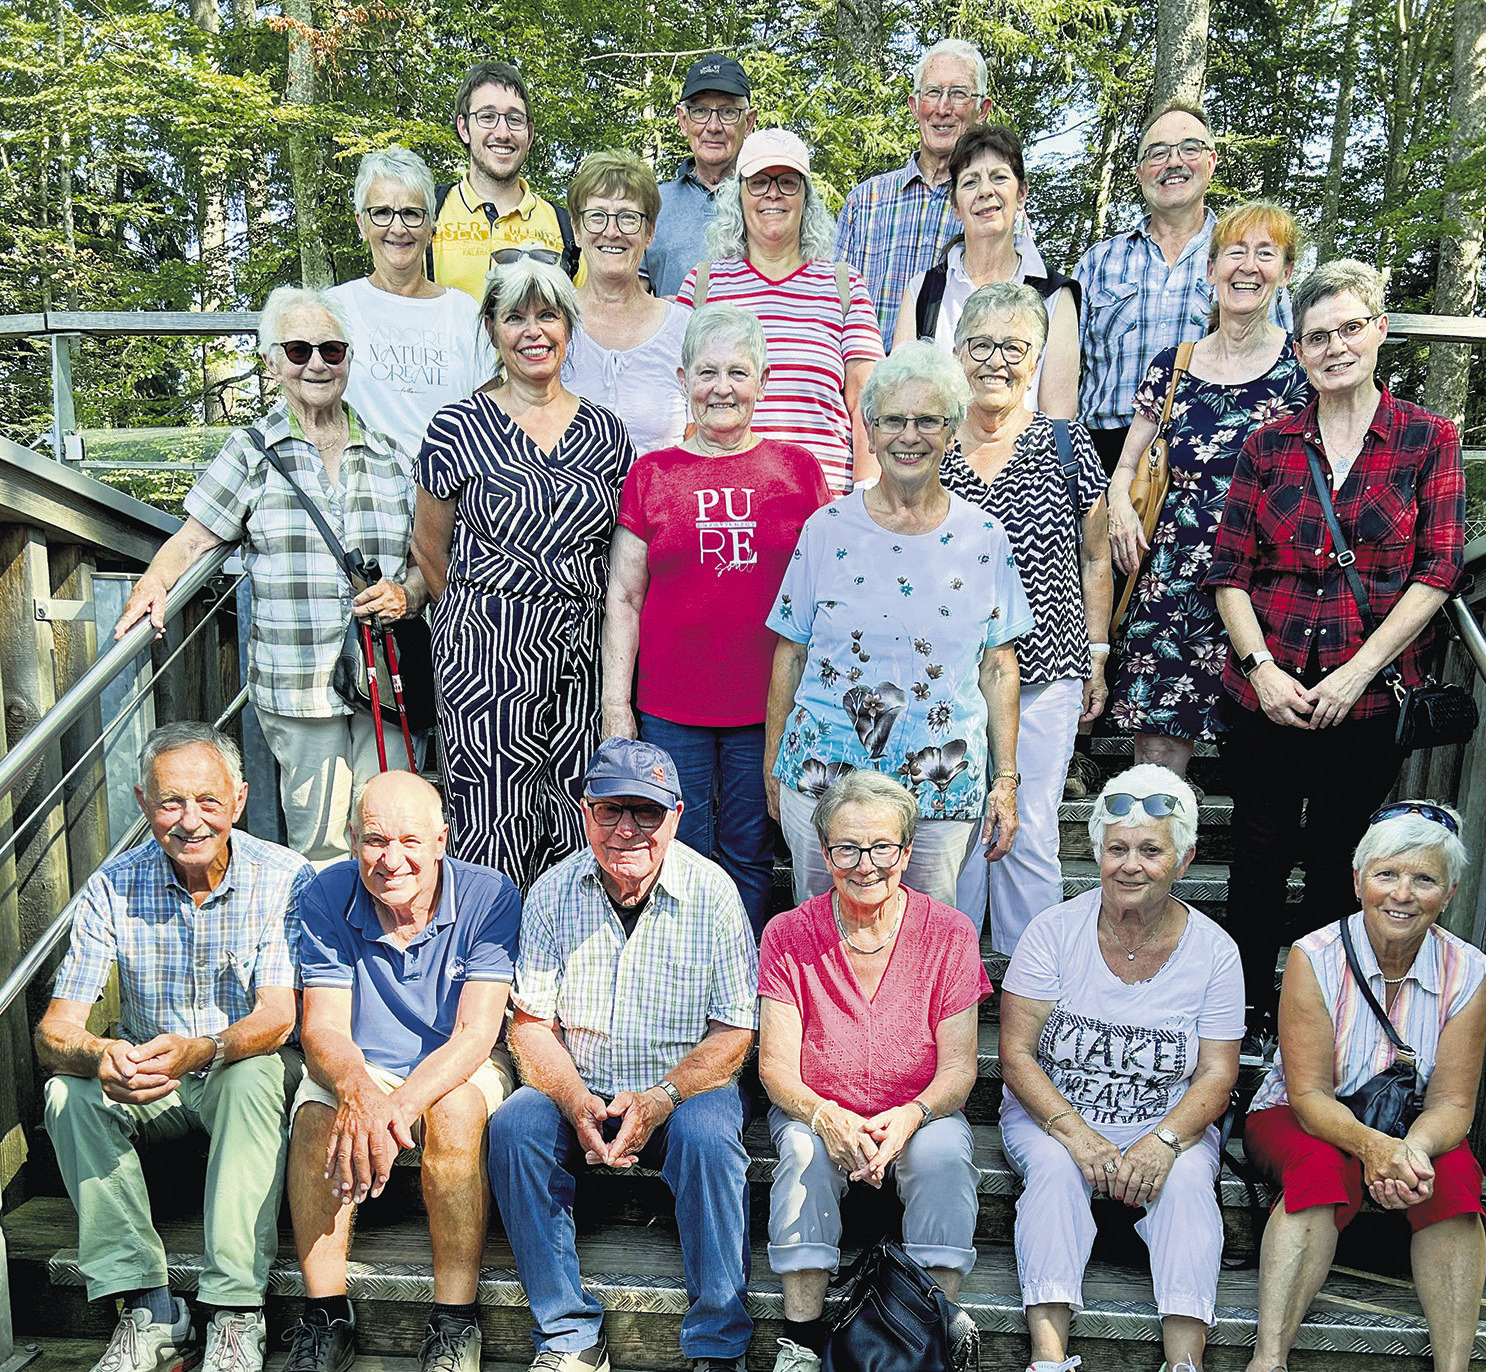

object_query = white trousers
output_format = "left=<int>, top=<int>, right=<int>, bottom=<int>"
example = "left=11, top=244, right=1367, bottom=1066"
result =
left=256, top=708, right=380, bottom=868
left=779, top=783, right=975, bottom=907
left=999, top=1092, right=1223, bottom=1324
left=957, top=678, right=1082, bottom=951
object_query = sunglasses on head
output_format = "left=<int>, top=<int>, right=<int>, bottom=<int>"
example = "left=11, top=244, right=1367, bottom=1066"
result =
left=1099, top=792, right=1182, bottom=820
left=1369, top=801, right=1460, bottom=835
left=278, top=339, right=349, bottom=365
left=490, top=247, right=563, bottom=267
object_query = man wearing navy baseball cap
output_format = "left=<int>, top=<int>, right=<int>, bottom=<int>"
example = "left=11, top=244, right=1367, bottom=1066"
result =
left=489, top=738, right=759, bottom=1372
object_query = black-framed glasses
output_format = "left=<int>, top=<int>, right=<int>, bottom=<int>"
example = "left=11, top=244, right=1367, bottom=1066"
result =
left=824, top=840, right=905, bottom=870
left=1369, top=802, right=1460, bottom=835
left=586, top=799, right=670, bottom=831
left=683, top=103, right=748, bottom=126
left=278, top=339, right=349, bottom=365
left=579, top=208, right=647, bottom=235
left=363, top=204, right=429, bottom=229
left=872, top=413, right=950, bottom=436
left=490, top=247, right=563, bottom=267
left=1139, top=138, right=1213, bottom=166
left=743, top=171, right=804, bottom=198
left=469, top=107, right=530, bottom=132
left=1297, top=315, right=1380, bottom=356
left=1100, top=792, right=1182, bottom=819
left=963, top=335, right=1033, bottom=365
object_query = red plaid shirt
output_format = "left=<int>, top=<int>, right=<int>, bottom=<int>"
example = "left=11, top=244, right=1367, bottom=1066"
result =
left=1204, top=387, right=1464, bottom=719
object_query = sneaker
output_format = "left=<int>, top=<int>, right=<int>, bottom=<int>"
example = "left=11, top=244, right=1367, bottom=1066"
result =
left=772, top=1340, right=822, bottom=1372
left=419, top=1318, right=482, bottom=1372
left=90, top=1300, right=197, bottom=1372
left=1159, top=1362, right=1200, bottom=1372
left=281, top=1308, right=357, bottom=1372
left=530, top=1338, right=611, bottom=1372
left=1063, top=752, right=1101, bottom=799
left=1028, top=1359, right=1082, bottom=1372
left=202, top=1311, right=265, bottom=1372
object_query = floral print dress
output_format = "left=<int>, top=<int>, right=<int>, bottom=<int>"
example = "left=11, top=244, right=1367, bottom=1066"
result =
left=1109, top=343, right=1312, bottom=741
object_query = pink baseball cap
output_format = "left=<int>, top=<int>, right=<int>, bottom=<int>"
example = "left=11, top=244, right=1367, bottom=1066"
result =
left=737, top=128, right=812, bottom=180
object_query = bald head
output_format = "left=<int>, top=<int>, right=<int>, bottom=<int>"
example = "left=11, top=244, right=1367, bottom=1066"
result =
left=354, top=770, right=444, bottom=833
left=353, top=771, right=448, bottom=914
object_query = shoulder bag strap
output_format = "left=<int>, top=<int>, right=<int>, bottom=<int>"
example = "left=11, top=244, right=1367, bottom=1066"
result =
left=1155, top=339, right=1195, bottom=443
left=426, top=182, right=455, bottom=281
left=554, top=204, right=581, bottom=280
left=1337, top=914, right=1417, bottom=1060
left=915, top=263, right=948, bottom=341
left=241, top=427, right=364, bottom=583
left=1052, top=418, right=1082, bottom=562
left=833, top=259, right=851, bottom=318
left=693, top=260, right=711, bottom=309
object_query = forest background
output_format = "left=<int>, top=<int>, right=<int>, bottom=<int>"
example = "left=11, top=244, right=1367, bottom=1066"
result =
left=4, top=0, right=1486, bottom=516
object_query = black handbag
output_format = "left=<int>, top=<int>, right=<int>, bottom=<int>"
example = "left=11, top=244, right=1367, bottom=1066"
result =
left=1335, top=915, right=1425, bottom=1137
left=823, top=1240, right=975, bottom=1372
left=1301, top=441, right=1478, bottom=753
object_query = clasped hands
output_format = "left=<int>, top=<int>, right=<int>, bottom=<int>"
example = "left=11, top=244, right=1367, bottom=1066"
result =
left=1060, top=1117, right=1176, bottom=1207
left=567, top=1086, right=676, bottom=1169
left=1253, top=658, right=1370, bottom=730
left=1363, top=1134, right=1436, bottom=1209
left=814, top=1100, right=925, bottom=1188
left=98, top=1034, right=213, bottom=1104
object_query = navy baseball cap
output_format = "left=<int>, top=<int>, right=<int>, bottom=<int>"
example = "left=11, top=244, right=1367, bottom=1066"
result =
left=680, top=55, right=751, bottom=101
left=584, top=738, right=682, bottom=809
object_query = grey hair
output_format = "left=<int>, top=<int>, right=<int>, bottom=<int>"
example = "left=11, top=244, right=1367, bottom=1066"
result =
left=704, top=174, right=837, bottom=264
left=351, top=771, right=446, bottom=833
left=352, top=144, right=438, bottom=216
left=912, top=38, right=987, bottom=96
left=140, top=721, right=243, bottom=791
left=1088, top=763, right=1198, bottom=856
left=477, top=258, right=580, bottom=381
left=859, top=339, right=972, bottom=432
left=811, top=771, right=919, bottom=847
left=955, top=281, right=1049, bottom=361
left=1353, top=802, right=1468, bottom=892
left=257, top=285, right=354, bottom=360
left=1292, top=258, right=1386, bottom=333
left=681, top=303, right=768, bottom=378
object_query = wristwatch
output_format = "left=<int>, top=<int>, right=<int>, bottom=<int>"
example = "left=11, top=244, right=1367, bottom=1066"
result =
left=1152, top=1126, right=1181, bottom=1155
left=992, top=770, right=1021, bottom=787
left=655, top=1079, right=684, bottom=1110
left=195, top=1034, right=227, bottom=1079
left=911, top=1099, right=932, bottom=1126
left=1238, top=649, right=1275, bottom=678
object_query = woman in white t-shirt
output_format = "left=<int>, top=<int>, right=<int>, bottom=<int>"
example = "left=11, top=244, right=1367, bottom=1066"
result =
left=328, top=146, right=491, bottom=459
left=998, top=764, right=1244, bottom=1372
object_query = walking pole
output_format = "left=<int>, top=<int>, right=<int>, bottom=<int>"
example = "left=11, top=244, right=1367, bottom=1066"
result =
left=361, top=617, right=389, bottom=772
left=380, top=623, right=418, bottom=770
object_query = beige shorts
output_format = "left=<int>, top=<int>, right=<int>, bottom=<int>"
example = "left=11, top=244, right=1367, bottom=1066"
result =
left=291, top=1046, right=516, bottom=1145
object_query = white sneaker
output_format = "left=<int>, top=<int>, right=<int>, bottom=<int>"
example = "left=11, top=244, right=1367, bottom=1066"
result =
left=89, top=1299, right=197, bottom=1372
left=1029, top=1359, right=1083, bottom=1372
left=1159, top=1363, right=1200, bottom=1372
left=202, top=1310, right=266, bottom=1372
left=772, top=1341, right=822, bottom=1372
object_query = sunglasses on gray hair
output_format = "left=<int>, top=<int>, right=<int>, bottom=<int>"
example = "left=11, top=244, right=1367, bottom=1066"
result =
left=1099, top=792, right=1182, bottom=820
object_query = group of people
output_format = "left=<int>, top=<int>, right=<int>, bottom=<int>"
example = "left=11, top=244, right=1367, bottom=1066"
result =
left=74, top=29, right=1483, bottom=1372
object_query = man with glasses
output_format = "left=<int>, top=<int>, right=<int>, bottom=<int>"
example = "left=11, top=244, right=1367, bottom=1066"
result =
left=489, top=738, right=758, bottom=1372
left=429, top=61, right=583, bottom=300
left=1073, top=100, right=1291, bottom=474
left=643, top=54, right=756, bottom=298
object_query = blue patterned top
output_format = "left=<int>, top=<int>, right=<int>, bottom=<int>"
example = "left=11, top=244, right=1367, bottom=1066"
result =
left=767, top=490, right=1033, bottom=819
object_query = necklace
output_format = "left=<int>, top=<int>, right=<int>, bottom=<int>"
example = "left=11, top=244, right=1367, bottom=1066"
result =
left=1381, top=973, right=1409, bottom=985
left=1102, top=908, right=1167, bottom=961
left=833, top=890, right=904, bottom=955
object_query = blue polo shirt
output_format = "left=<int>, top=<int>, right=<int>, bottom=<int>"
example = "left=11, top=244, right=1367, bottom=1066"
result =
left=297, top=856, right=520, bottom=1076
left=643, top=160, right=721, bottom=298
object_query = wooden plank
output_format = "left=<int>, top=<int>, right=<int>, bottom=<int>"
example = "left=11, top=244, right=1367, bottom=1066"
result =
left=0, top=627, right=27, bottom=1192
left=0, top=315, right=46, bottom=338
left=38, top=311, right=261, bottom=338
left=1387, top=312, right=1486, bottom=344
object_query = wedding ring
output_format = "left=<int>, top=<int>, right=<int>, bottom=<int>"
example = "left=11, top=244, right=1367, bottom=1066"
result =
left=1103, top=1161, right=1118, bottom=1174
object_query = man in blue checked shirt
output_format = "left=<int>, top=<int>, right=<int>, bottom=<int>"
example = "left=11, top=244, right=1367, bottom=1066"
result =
left=37, top=721, right=313, bottom=1372
left=489, top=738, right=758, bottom=1372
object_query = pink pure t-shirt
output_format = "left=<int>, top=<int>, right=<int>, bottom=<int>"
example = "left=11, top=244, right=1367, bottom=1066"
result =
left=618, top=439, right=831, bottom=727
left=758, top=887, right=991, bottom=1117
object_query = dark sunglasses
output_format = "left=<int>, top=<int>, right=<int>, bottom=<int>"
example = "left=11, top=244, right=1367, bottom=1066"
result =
left=491, top=247, right=562, bottom=266
left=278, top=339, right=349, bottom=365
left=1369, top=802, right=1459, bottom=835
left=1100, top=792, right=1182, bottom=819
left=586, top=799, right=669, bottom=831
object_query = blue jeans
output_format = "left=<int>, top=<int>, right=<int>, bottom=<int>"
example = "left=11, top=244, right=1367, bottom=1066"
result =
left=639, top=714, right=773, bottom=937
left=488, top=1083, right=753, bottom=1358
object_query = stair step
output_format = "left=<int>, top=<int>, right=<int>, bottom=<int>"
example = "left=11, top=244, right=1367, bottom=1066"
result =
left=1087, top=736, right=1219, bottom=758
left=1060, top=860, right=1302, bottom=904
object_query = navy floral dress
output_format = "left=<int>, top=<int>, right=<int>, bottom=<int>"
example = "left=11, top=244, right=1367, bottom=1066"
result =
left=1110, top=343, right=1312, bottom=741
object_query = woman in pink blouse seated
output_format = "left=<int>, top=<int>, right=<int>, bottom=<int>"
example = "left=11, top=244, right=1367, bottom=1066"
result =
left=758, top=771, right=991, bottom=1372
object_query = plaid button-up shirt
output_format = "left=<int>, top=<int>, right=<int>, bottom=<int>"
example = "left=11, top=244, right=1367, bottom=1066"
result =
left=51, top=832, right=312, bottom=1042
left=1205, top=388, right=1464, bottom=718
left=513, top=842, right=758, bottom=1098
left=1073, top=211, right=1293, bottom=431
left=185, top=400, right=413, bottom=718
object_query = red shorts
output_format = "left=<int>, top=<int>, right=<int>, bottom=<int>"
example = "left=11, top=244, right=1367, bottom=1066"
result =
left=1246, top=1105, right=1485, bottom=1231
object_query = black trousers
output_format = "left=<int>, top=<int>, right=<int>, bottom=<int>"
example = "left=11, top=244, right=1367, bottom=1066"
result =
left=1088, top=424, right=1130, bottom=478
left=1219, top=701, right=1405, bottom=1024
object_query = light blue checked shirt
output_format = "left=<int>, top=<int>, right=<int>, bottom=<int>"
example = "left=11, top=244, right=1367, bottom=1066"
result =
left=51, top=831, right=313, bottom=1042
left=513, top=842, right=758, bottom=1098
left=1073, top=210, right=1293, bottom=431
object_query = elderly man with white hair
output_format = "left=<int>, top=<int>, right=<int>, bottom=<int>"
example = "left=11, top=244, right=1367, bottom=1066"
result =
left=116, top=284, right=425, bottom=865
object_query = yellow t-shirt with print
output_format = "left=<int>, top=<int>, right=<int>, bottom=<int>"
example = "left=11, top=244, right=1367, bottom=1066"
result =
left=431, top=175, right=586, bottom=301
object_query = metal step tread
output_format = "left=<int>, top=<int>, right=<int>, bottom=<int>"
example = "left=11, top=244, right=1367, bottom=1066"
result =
left=1060, top=860, right=1303, bottom=903
left=1087, top=736, right=1220, bottom=758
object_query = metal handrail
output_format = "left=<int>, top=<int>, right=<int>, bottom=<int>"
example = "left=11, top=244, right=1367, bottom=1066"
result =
left=0, top=544, right=234, bottom=808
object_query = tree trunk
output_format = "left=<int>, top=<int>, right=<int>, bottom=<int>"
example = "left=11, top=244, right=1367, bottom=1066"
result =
left=52, top=0, right=76, bottom=310
left=1153, top=0, right=1209, bottom=108
left=191, top=0, right=234, bottom=424
left=1317, top=0, right=1364, bottom=261
left=834, top=0, right=884, bottom=81
left=1088, top=107, right=1124, bottom=246
left=283, top=0, right=332, bottom=288
left=1424, top=0, right=1486, bottom=428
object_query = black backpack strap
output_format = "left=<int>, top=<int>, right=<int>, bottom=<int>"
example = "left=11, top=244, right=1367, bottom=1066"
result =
left=1023, top=267, right=1082, bottom=317
left=426, top=181, right=456, bottom=282
left=915, top=262, right=948, bottom=341
left=1052, top=418, right=1082, bottom=562
left=554, top=204, right=581, bottom=280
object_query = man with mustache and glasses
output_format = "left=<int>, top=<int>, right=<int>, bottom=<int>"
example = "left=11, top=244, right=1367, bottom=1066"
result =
left=429, top=60, right=584, bottom=300
left=1073, top=100, right=1292, bottom=475
left=37, top=722, right=313, bottom=1372
left=489, top=739, right=758, bottom=1372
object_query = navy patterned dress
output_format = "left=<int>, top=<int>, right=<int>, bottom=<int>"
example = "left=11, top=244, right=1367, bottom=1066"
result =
left=1109, top=343, right=1312, bottom=741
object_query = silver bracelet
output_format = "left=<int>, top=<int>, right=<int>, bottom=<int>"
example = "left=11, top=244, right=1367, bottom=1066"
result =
left=809, top=1100, right=833, bottom=1134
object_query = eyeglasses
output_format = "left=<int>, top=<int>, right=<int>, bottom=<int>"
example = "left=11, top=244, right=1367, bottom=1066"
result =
left=579, top=208, right=647, bottom=235
left=586, top=799, right=670, bottom=831
left=1099, top=792, right=1183, bottom=819
left=917, top=85, right=978, bottom=106
left=1297, top=315, right=1380, bottom=356
left=824, top=840, right=905, bottom=870
left=469, top=106, right=530, bottom=132
left=872, top=414, right=951, bottom=436
left=963, top=335, right=1032, bottom=365
left=1369, top=802, right=1460, bottom=835
left=278, top=339, right=349, bottom=365
left=490, top=247, right=563, bottom=267
left=363, top=204, right=429, bottom=229
left=683, top=103, right=748, bottom=126
left=743, top=171, right=804, bottom=198
left=1139, top=138, right=1214, bottom=166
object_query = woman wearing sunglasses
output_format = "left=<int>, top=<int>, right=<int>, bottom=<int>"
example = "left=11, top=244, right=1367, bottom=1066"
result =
left=676, top=128, right=885, bottom=497
left=327, top=145, right=492, bottom=459
left=116, top=286, right=420, bottom=864
left=561, top=151, right=690, bottom=457
left=1244, top=802, right=1486, bottom=1372
left=998, top=764, right=1244, bottom=1372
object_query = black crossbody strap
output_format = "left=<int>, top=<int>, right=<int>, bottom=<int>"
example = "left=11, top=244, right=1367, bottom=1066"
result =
left=1052, top=418, right=1082, bottom=562
left=1337, top=914, right=1416, bottom=1059
left=241, top=426, right=363, bottom=583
